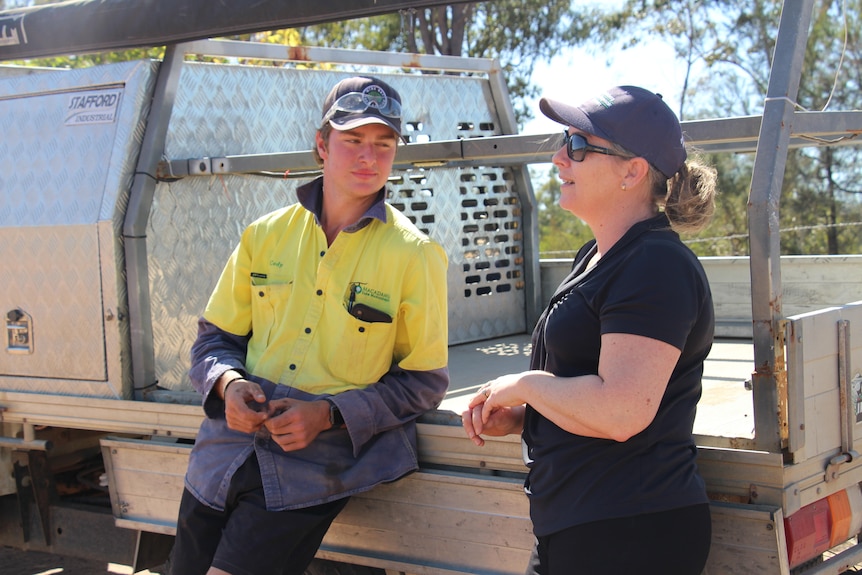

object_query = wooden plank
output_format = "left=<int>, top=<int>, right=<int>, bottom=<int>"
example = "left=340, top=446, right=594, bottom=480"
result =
left=805, top=388, right=841, bottom=457
left=786, top=303, right=862, bottom=462
left=100, top=436, right=532, bottom=575
left=323, top=475, right=532, bottom=573
left=697, top=447, right=785, bottom=506
left=417, top=422, right=526, bottom=473
left=101, top=439, right=187, bottom=527
left=107, top=436, right=859, bottom=575
left=0, top=391, right=203, bottom=438
left=705, top=502, right=789, bottom=575
left=353, top=472, right=527, bottom=512
left=321, top=523, right=531, bottom=575
left=695, top=256, right=862, bottom=339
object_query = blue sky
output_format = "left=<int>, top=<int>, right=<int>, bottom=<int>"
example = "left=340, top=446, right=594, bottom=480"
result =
left=523, top=37, right=687, bottom=136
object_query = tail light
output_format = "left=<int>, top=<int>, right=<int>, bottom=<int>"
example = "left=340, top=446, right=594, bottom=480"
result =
left=784, top=484, right=862, bottom=569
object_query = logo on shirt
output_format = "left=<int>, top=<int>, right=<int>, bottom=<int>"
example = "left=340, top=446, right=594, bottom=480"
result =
left=345, top=283, right=391, bottom=309
left=357, top=284, right=390, bottom=304
left=345, top=282, right=393, bottom=323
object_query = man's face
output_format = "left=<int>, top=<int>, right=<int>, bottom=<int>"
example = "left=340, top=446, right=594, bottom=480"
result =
left=317, top=123, right=398, bottom=201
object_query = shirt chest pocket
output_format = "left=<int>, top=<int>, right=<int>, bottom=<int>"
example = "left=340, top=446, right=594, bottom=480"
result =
left=250, top=281, right=293, bottom=348
left=327, top=310, right=397, bottom=385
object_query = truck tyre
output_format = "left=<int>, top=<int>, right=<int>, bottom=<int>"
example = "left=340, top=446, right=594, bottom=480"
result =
left=304, top=558, right=386, bottom=575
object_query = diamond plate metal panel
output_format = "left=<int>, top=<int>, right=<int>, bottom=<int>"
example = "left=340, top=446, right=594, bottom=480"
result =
left=0, top=60, right=158, bottom=398
left=0, top=225, right=106, bottom=381
left=150, top=64, right=526, bottom=391
left=148, top=174, right=299, bottom=391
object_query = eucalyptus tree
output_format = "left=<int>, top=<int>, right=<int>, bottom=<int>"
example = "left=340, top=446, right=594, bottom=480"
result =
left=605, top=0, right=862, bottom=255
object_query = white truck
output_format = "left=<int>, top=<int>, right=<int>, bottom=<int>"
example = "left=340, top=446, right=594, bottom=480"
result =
left=1, top=1, right=862, bottom=573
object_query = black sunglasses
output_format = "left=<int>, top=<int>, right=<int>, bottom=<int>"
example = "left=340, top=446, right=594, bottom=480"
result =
left=561, top=130, right=632, bottom=162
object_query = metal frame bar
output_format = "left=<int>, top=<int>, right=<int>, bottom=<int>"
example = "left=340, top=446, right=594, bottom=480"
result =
left=181, top=39, right=499, bottom=74
left=123, top=44, right=186, bottom=400
left=158, top=110, right=862, bottom=178
left=748, top=0, right=816, bottom=453
left=0, top=0, right=486, bottom=61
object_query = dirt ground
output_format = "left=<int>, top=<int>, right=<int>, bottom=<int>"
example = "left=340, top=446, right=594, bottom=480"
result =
left=0, top=547, right=162, bottom=575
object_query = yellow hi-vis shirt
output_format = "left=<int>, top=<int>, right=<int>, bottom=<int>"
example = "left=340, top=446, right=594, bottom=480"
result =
left=203, top=199, right=448, bottom=395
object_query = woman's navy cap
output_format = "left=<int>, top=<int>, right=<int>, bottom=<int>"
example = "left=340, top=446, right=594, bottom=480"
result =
left=539, top=85, right=686, bottom=178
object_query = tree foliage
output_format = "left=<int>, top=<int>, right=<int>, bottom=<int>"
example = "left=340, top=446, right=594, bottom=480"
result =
left=289, top=1, right=595, bottom=124
left=599, top=0, right=862, bottom=256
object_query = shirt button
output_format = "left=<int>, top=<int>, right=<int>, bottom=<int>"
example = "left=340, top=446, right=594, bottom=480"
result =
left=320, top=251, right=325, bottom=257
left=358, top=327, right=365, bottom=333
left=258, top=291, right=265, bottom=297
left=316, top=289, right=323, bottom=296
left=304, top=327, right=311, bottom=334
left=289, top=364, right=296, bottom=370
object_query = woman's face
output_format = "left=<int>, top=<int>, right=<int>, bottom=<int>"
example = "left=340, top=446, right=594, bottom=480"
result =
left=552, top=129, right=631, bottom=219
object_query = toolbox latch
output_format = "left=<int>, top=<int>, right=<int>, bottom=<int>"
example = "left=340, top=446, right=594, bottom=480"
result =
left=6, top=308, right=33, bottom=354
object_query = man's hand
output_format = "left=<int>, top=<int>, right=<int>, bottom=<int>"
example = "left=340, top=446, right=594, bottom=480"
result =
left=264, top=399, right=332, bottom=452
left=220, top=376, right=268, bottom=434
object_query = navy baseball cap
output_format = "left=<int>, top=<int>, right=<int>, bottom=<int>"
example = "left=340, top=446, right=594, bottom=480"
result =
left=539, top=86, right=686, bottom=178
left=321, top=76, right=403, bottom=137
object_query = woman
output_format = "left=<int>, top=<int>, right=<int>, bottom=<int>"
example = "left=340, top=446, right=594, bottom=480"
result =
left=462, top=86, right=717, bottom=575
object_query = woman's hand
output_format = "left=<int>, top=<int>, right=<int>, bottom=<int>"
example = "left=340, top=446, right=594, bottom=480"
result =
left=461, top=372, right=534, bottom=446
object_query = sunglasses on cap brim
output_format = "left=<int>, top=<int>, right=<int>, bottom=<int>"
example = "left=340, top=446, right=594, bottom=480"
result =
left=324, top=91, right=402, bottom=122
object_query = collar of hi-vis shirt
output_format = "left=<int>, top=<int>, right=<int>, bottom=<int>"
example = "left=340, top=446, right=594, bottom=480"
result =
left=297, top=177, right=388, bottom=232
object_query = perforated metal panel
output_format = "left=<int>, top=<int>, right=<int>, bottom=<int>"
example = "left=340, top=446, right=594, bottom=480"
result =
left=148, top=63, right=528, bottom=390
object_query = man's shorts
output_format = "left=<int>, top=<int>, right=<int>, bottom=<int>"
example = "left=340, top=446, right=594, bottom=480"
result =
left=168, top=453, right=349, bottom=575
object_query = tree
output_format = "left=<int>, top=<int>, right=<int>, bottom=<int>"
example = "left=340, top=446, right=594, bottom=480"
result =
left=685, top=151, right=752, bottom=257
left=789, top=1, right=862, bottom=254
left=291, top=1, right=599, bottom=125
left=606, top=0, right=862, bottom=255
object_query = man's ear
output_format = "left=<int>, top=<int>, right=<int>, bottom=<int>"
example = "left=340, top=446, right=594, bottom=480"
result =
left=315, top=131, right=328, bottom=161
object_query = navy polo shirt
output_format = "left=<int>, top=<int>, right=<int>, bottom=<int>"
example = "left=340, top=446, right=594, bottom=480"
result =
left=522, top=214, right=714, bottom=536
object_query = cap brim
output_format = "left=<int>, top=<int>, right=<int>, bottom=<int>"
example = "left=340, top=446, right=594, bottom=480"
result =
left=329, top=116, right=406, bottom=143
left=539, top=97, right=613, bottom=142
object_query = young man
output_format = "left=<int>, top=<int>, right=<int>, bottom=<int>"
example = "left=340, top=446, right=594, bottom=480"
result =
left=168, top=76, right=449, bottom=575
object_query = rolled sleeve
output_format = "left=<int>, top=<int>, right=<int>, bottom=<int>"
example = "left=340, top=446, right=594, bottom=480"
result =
left=189, top=318, right=250, bottom=418
left=334, top=366, right=449, bottom=455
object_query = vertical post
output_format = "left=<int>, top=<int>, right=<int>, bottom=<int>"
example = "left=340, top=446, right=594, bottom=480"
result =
left=747, top=0, right=816, bottom=452
left=123, top=44, right=185, bottom=400
left=485, top=58, right=543, bottom=328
